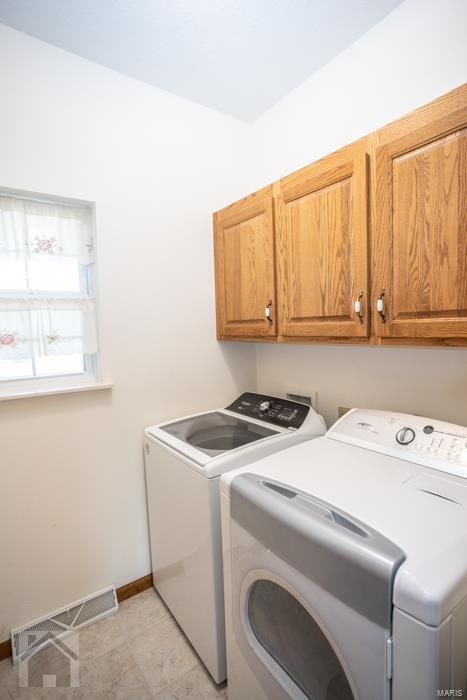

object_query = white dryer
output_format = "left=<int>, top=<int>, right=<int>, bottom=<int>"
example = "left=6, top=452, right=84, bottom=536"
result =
left=144, top=392, right=326, bottom=683
left=221, top=409, right=467, bottom=699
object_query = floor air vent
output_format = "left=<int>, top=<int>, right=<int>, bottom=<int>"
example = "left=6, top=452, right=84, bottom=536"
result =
left=11, top=585, right=118, bottom=663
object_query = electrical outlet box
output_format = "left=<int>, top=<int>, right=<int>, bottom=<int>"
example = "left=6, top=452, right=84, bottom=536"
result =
left=286, top=388, right=318, bottom=410
left=338, top=406, right=351, bottom=418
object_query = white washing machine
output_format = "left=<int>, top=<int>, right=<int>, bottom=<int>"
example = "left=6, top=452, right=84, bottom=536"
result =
left=221, top=408, right=467, bottom=699
left=143, top=392, right=326, bottom=683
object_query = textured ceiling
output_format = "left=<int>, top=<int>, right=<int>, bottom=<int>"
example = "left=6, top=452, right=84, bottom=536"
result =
left=0, top=0, right=404, bottom=122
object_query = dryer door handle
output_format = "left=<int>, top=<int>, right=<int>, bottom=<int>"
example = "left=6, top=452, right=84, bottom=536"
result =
left=262, top=479, right=369, bottom=536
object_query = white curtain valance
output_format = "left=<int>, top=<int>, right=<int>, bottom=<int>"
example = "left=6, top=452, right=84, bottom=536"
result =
left=0, top=297, right=98, bottom=359
left=0, top=195, right=95, bottom=265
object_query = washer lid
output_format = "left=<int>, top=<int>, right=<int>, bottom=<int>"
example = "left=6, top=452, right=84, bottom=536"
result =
left=160, top=411, right=277, bottom=457
left=145, top=408, right=285, bottom=469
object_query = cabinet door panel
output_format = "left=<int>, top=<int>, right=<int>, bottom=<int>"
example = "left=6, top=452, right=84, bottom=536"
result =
left=287, top=178, right=351, bottom=321
left=214, top=190, right=276, bottom=338
left=374, top=98, right=467, bottom=338
left=276, top=144, right=369, bottom=338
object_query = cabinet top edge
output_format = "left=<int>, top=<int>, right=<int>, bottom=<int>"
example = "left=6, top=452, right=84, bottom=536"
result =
left=374, top=82, right=467, bottom=146
left=213, top=183, right=274, bottom=219
left=278, top=135, right=370, bottom=187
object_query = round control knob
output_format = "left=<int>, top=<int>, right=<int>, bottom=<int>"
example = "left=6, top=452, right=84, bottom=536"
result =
left=396, top=427, right=416, bottom=445
left=259, top=401, right=270, bottom=412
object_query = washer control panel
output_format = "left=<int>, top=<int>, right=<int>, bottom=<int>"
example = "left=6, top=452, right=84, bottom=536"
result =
left=226, top=392, right=310, bottom=430
left=329, top=409, right=467, bottom=478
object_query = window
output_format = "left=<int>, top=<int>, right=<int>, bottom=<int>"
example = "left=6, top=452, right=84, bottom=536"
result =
left=0, top=192, right=98, bottom=384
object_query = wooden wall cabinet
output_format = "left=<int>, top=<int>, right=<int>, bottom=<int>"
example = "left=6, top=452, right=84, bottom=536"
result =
left=373, top=89, right=467, bottom=342
left=213, top=84, right=467, bottom=346
left=214, top=186, right=276, bottom=339
left=275, top=140, right=369, bottom=339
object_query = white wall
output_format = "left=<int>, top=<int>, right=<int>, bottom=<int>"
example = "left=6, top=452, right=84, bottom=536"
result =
left=252, top=0, right=467, bottom=182
left=252, top=0, right=467, bottom=428
left=0, top=24, right=256, bottom=642
left=255, top=344, right=467, bottom=428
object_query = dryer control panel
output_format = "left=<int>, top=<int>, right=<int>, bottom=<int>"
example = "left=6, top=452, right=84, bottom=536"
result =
left=329, top=409, right=467, bottom=479
left=226, top=392, right=310, bottom=430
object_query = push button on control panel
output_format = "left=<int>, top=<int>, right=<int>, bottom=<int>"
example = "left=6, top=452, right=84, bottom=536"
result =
left=406, top=434, right=467, bottom=463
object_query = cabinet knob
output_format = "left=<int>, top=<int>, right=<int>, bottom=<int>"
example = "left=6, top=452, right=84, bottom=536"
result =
left=376, top=288, right=387, bottom=323
left=354, top=291, right=364, bottom=323
left=265, top=300, right=273, bottom=324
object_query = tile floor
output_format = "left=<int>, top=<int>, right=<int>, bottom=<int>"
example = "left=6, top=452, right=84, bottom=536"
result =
left=0, top=588, right=228, bottom=699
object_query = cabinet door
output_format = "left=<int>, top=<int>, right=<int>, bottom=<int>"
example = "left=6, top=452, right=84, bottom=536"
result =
left=214, top=188, right=276, bottom=338
left=276, top=141, right=369, bottom=338
left=373, top=88, right=467, bottom=339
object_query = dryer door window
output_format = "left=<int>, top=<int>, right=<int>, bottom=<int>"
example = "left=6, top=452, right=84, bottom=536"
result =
left=248, top=579, right=354, bottom=700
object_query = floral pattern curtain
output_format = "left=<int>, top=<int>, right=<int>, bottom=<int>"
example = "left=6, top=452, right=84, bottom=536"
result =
left=0, top=195, right=98, bottom=359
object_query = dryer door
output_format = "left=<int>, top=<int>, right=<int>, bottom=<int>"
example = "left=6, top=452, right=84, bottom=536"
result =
left=247, top=577, right=354, bottom=699
left=230, top=473, right=405, bottom=700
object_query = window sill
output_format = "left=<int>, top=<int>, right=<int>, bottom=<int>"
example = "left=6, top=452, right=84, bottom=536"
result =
left=0, top=379, right=113, bottom=402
